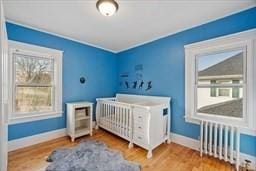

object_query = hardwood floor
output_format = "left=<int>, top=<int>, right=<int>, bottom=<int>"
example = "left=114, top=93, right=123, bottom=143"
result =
left=8, top=129, right=235, bottom=171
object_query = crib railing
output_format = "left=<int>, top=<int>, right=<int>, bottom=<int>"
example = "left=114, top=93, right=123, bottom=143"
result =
left=200, top=120, right=240, bottom=170
left=96, top=98, right=133, bottom=142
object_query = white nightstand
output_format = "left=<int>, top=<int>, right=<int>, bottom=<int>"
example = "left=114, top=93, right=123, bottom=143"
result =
left=66, top=101, right=93, bottom=142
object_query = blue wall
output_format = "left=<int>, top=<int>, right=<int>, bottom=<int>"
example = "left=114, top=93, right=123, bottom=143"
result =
left=7, top=7, right=256, bottom=157
left=117, top=7, right=256, bottom=157
left=7, top=22, right=117, bottom=140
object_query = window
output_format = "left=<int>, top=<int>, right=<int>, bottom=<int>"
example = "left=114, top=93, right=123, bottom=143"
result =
left=9, top=41, right=63, bottom=124
left=185, top=29, right=256, bottom=134
left=196, top=50, right=244, bottom=118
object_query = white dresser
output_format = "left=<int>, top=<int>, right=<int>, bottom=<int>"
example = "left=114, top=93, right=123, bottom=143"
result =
left=96, top=94, right=171, bottom=158
left=66, top=102, right=93, bottom=142
left=132, top=102, right=170, bottom=158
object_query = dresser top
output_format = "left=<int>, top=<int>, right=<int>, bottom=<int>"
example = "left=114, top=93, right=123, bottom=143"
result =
left=66, top=101, right=93, bottom=105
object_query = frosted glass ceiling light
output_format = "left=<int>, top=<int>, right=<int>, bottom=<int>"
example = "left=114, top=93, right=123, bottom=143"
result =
left=96, top=0, right=119, bottom=16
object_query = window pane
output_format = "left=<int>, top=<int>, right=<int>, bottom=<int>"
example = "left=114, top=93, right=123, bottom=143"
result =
left=15, top=53, right=53, bottom=84
left=218, top=88, right=230, bottom=97
left=197, top=50, right=244, bottom=85
left=210, top=80, right=216, bottom=97
left=232, top=80, right=240, bottom=98
left=197, top=87, right=243, bottom=118
left=15, top=86, right=52, bottom=113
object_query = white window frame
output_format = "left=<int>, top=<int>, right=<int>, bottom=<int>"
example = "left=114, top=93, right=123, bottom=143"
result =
left=185, top=29, right=256, bottom=136
left=8, top=40, right=63, bottom=124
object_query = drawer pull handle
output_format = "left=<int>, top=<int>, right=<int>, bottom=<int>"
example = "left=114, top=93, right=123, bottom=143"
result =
left=138, top=136, right=142, bottom=139
left=138, top=126, right=142, bottom=129
left=138, top=116, right=142, bottom=119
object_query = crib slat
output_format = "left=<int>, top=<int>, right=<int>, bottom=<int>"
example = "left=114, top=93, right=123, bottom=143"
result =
left=110, top=104, right=112, bottom=128
left=108, top=104, right=111, bottom=128
left=116, top=106, right=119, bottom=133
left=118, top=107, right=121, bottom=134
left=105, top=104, right=108, bottom=127
left=107, top=104, right=110, bottom=128
left=124, top=108, right=126, bottom=136
left=209, top=122, right=213, bottom=156
left=224, top=125, right=228, bottom=161
left=230, top=126, right=234, bottom=164
left=123, top=108, right=125, bottom=136
left=200, top=120, right=204, bottom=157
left=121, top=108, right=123, bottom=135
left=214, top=123, right=218, bottom=158
left=115, top=105, right=117, bottom=131
left=120, top=107, right=123, bottom=135
left=103, top=104, right=105, bottom=125
left=129, top=109, right=132, bottom=138
left=112, top=105, right=115, bottom=130
left=219, top=124, right=223, bottom=160
left=204, top=121, right=208, bottom=154
left=126, top=108, right=129, bottom=137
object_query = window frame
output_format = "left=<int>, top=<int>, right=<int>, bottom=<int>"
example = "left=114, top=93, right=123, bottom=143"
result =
left=8, top=40, right=63, bottom=124
left=185, top=29, right=256, bottom=135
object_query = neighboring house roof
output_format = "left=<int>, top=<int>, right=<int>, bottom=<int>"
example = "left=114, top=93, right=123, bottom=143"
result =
left=198, top=52, right=243, bottom=77
left=198, top=98, right=242, bottom=118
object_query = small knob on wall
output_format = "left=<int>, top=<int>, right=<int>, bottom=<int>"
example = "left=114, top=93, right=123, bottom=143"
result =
left=80, top=77, right=86, bottom=84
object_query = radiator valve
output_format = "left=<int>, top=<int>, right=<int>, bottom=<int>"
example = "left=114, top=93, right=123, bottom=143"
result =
left=244, top=159, right=251, bottom=171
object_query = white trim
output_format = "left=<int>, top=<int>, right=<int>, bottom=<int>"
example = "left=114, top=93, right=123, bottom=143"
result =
left=8, top=122, right=98, bottom=151
left=117, top=6, right=256, bottom=53
left=8, top=112, right=63, bottom=125
left=184, top=116, right=256, bottom=136
left=8, top=128, right=67, bottom=152
left=170, top=132, right=256, bottom=170
left=8, top=40, right=63, bottom=124
left=184, top=29, right=256, bottom=49
left=6, top=19, right=117, bottom=54
left=8, top=40, right=63, bottom=55
left=0, top=0, right=8, bottom=170
left=185, top=29, right=256, bottom=132
left=171, top=132, right=200, bottom=151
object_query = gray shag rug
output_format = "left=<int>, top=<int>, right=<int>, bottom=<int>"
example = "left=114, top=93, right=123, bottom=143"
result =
left=46, top=140, right=141, bottom=171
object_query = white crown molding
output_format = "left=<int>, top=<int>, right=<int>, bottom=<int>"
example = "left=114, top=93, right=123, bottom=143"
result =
left=116, top=5, right=256, bottom=53
left=5, top=19, right=117, bottom=54
left=5, top=5, right=256, bottom=54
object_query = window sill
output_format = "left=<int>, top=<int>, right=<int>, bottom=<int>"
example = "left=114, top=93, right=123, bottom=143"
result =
left=184, top=116, right=256, bottom=136
left=8, top=111, right=63, bottom=125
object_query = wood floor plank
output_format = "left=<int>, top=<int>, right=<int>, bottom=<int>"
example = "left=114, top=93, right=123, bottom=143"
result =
left=8, top=129, right=235, bottom=171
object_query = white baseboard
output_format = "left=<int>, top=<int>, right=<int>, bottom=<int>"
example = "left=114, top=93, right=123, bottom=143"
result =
left=170, top=132, right=256, bottom=169
left=8, top=128, right=67, bottom=152
left=171, top=133, right=200, bottom=151
left=7, top=128, right=255, bottom=169
left=8, top=122, right=98, bottom=152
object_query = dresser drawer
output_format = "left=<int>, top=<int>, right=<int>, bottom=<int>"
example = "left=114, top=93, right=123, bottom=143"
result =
left=134, top=121, right=147, bottom=133
left=133, top=110, right=148, bottom=123
left=133, top=131, right=148, bottom=144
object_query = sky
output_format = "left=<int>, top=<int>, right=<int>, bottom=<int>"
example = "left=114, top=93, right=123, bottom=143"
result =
left=197, top=49, right=243, bottom=71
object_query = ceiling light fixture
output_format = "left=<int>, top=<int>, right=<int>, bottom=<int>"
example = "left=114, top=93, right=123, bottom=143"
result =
left=96, top=0, right=119, bottom=16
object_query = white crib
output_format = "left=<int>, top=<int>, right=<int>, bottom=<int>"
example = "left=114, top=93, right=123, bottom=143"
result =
left=96, top=94, right=171, bottom=158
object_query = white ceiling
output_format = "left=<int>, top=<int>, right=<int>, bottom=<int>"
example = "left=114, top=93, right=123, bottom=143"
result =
left=3, top=0, right=256, bottom=53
